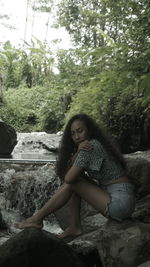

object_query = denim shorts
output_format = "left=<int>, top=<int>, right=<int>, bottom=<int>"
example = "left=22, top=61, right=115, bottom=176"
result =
left=102, top=183, right=136, bottom=221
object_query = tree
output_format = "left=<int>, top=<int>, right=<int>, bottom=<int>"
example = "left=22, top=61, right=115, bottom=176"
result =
left=0, top=39, right=55, bottom=89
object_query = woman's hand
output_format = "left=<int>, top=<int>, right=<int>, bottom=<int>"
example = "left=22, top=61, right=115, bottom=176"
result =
left=69, top=141, right=92, bottom=166
left=77, top=140, right=93, bottom=152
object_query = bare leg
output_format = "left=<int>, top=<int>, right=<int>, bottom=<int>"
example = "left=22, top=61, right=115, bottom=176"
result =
left=58, top=193, right=82, bottom=239
left=15, top=178, right=110, bottom=230
left=15, top=183, right=73, bottom=229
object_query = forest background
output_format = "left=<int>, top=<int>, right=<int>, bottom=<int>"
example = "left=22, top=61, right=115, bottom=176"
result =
left=0, top=0, right=150, bottom=153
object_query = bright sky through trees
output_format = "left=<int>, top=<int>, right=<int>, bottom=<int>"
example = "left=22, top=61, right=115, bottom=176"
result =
left=0, top=0, right=71, bottom=49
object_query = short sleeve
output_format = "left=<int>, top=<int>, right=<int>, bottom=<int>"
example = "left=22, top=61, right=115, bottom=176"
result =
left=73, top=140, right=104, bottom=172
left=73, top=150, right=90, bottom=170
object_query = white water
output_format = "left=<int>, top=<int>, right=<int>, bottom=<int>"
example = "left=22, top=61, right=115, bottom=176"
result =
left=0, top=132, right=63, bottom=246
left=0, top=163, right=63, bottom=245
left=12, top=132, right=61, bottom=160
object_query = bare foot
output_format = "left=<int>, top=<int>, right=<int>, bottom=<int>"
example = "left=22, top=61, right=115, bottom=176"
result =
left=57, top=227, right=82, bottom=241
left=14, top=216, right=43, bottom=229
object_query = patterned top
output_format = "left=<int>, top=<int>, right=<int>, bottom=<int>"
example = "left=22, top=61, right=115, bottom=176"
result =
left=73, top=139, right=125, bottom=185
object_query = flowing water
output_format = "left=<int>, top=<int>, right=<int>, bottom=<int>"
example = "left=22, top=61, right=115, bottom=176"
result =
left=0, top=161, right=63, bottom=246
left=0, top=132, right=63, bottom=245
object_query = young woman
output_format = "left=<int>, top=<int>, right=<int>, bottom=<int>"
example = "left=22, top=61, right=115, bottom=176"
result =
left=15, top=113, right=135, bottom=240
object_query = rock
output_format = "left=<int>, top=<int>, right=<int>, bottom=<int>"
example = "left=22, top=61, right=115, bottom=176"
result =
left=0, top=120, right=17, bottom=156
left=97, top=220, right=150, bottom=267
left=132, top=194, right=150, bottom=223
left=138, top=261, right=150, bottom=267
left=126, top=157, right=150, bottom=198
left=0, top=228, right=84, bottom=267
left=0, top=210, right=7, bottom=230
left=70, top=219, right=150, bottom=267
left=0, top=210, right=3, bottom=228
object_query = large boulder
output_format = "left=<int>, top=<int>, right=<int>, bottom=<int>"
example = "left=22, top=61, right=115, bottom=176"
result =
left=70, top=219, right=150, bottom=267
left=0, top=120, right=17, bottom=156
left=0, top=228, right=84, bottom=267
left=98, top=220, right=150, bottom=267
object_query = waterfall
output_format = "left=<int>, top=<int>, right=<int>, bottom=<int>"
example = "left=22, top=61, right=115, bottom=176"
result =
left=0, top=132, right=63, bottom=245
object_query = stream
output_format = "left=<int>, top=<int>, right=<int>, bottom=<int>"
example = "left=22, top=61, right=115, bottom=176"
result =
left=0, top=132, right=62, bottom=246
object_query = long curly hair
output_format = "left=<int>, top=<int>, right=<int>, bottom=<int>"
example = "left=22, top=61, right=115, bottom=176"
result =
left=55, top=113, right=126, bottom=180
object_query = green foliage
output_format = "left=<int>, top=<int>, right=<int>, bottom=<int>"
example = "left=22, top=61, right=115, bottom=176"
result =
left=0, top=85, right=45, bottom=131
left=33, top=0, right=54, bottom=12
left=57, top=0, right=108, bottom=47
left=0, top=39, right=55, bottom=89
left=0, top=82, right=72, bottom=132
left=0, top=41, right=23, bottom=88
left=66, top=65, right=150, bottom=151
left=38, top=89, right=65, bottom=132
left=0, top=0, right=150, bottom=152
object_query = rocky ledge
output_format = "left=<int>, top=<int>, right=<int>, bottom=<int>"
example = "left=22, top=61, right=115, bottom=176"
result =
left=0, top=149, right=150, bottom=266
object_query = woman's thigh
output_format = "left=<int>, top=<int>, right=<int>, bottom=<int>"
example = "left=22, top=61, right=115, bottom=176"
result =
left=70, top=177, right=111, bottom=215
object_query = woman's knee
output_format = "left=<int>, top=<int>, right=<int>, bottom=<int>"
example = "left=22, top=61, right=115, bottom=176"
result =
left=64, top=177, right=84, bottom=189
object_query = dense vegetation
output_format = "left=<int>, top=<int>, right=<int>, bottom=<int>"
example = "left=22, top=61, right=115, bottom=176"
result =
left=0, top=0, right=150, bottom=152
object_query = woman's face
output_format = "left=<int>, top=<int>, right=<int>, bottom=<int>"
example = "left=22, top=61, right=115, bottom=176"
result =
left=70, top=119, right=90, bottom=146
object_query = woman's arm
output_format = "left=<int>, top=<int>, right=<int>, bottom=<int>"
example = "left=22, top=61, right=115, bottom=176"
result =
left=64, top=140, right=92, bottom=184
left=71, top=140, right=93, bottom=162
left=64, top=165, right=83, bottom=184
